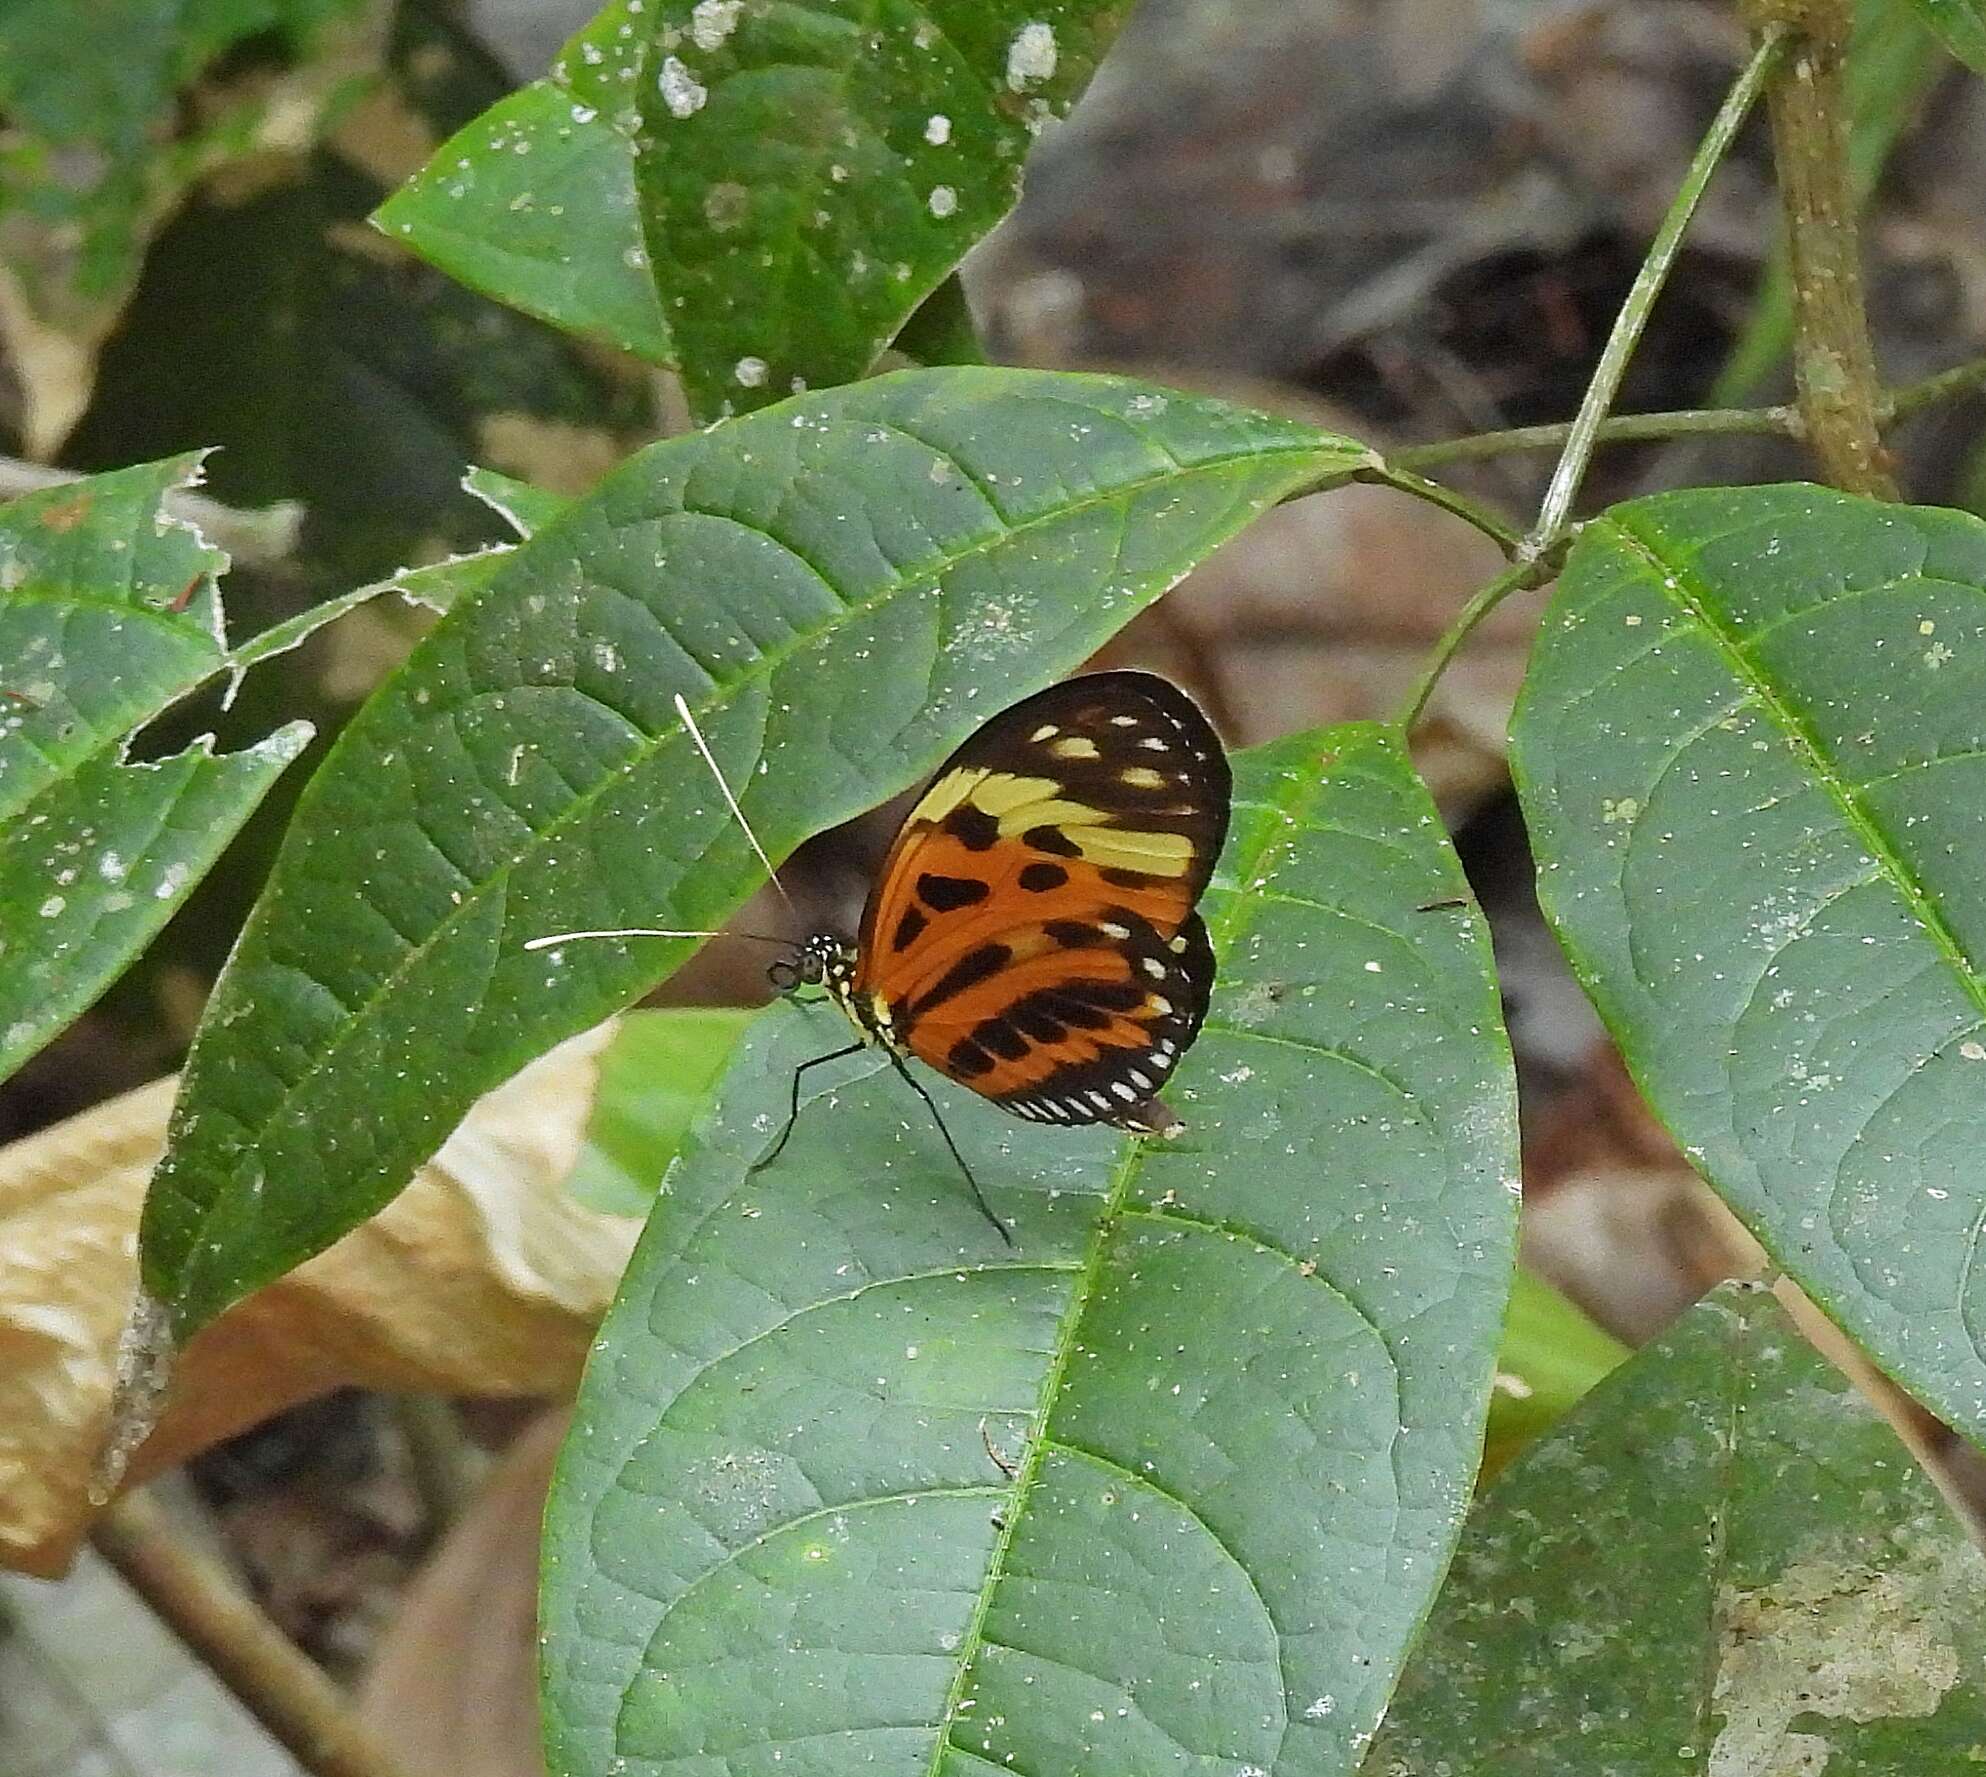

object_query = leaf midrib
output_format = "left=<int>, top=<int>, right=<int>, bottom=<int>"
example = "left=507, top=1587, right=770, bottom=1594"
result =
left=1609, top=513, right=1986, bottom=1019
left=923, top=739, right=1338, bottom=1777
left=161, top=432, right=1337, bottom=1295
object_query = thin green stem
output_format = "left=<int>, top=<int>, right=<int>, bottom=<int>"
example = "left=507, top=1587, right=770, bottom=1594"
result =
left=1361, top=464, right=1523, bottom=556
left=1390, top=25, right=1787, bottom=735
left=1374, top=351, right=1986, bottom=487
left=1392, top=404, right=1800, bottom=474
left=1529, top=24, right=1790, bottom=553
left=1888, top=354, right=1986, bottom=421
left=1393, top=553, right=1558, bottom=732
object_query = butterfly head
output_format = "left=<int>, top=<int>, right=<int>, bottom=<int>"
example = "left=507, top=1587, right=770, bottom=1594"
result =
left=767, top=931, right=856, bottom=997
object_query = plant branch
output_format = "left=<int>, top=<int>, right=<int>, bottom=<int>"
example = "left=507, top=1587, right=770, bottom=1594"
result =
left=1744, top=0, right=1899, bottom=497
left=1392, top=403, right=1801, bottom=473
left=1888, top=353, right=1986, bottom=421
left=91, top=1492, right=419, bottom=1777
left=1394, top=552, right=1561, bottom=732
left=1391, top=26, right=1787, bottom=733
left=1361, top=464, right=1524, bottom=556
left=1529, top=24, right=1790, bottom=552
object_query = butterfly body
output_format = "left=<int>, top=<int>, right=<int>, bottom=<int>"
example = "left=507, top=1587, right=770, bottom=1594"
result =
left=791, top=670, right=1229, bottom=1142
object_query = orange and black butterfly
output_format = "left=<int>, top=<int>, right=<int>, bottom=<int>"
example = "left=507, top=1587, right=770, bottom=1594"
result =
left=759, top=670, right=1229, bottom=1241
left=530, top=670, right=1230, bottom=1243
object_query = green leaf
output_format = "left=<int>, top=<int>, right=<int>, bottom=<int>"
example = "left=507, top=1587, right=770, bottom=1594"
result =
left=1907, top=0, right=1986, bottom=70
left=565, top=1007, right=754, bottom=1216
left=0, top=457, right=312, bottom=1089
left=376, top=0, right=1130, bottom=422
left=894, top=274, right=987, bottom=369
left=1366, top=1282, right=1986, bottom=1776
left=1512, top=485, right=1986, bottom=1450
left=540, top=722, right=1518, bottom=1777
left=463, top=465, right=575, bottom=539
left=135, top=367, right=1376, bottom=1337
left=373, top=0, right=673, bottom=366
left=64, top=6, right=651, bottom=597
left=1481, top=1270, right=1626, bottom=1480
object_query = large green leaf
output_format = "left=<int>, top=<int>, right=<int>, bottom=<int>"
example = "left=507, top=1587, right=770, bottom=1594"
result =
left=0, top=458, right=311, bottom=1089
left=375, top=0, right=1128, bottom=422
left=1366, top=1282, right=1986, bottom=1775
left=1907, top=0, right=1986, bottom=70
left=136, top=367, right=1375, bottom=1337
left=539, top=723, right=1519, bottom=1777
left=1513, top=486, right=1986, bottom=1450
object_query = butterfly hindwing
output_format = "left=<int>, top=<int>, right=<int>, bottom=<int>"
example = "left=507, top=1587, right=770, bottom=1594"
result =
left=851, top=671, right=1228, bottom=1130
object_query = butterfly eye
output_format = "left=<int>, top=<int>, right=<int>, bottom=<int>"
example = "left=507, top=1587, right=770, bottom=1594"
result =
left=767, top=957, right=801, bottom=993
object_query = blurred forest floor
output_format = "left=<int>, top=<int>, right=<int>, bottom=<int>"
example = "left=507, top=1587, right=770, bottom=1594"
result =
left=10, top=0, right=1986, bottom=1771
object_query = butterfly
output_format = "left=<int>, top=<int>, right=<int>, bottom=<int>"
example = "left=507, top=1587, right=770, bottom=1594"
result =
left=527, top=670, right=1231, bottom=1243
left=759, top=669, right=1230, bottom=1241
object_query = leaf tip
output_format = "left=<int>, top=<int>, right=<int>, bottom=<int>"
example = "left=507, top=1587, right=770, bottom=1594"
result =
left=91, top=1288, right=179, bottom=1507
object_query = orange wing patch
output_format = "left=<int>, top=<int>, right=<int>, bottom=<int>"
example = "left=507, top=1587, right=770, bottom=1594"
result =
left=850, top=671, right=1228, bottom=1132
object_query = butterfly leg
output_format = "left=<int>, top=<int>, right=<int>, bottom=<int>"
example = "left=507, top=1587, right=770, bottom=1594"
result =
left=752, top=1041, right=866, bottom=1174
left=884, top=1053, right=1014, bottom=1247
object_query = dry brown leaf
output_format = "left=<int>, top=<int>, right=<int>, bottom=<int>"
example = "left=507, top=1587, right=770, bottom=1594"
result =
left=0, top=1027, right=637, bottom=1579
left=357, top=1410, right=566, bottom=1777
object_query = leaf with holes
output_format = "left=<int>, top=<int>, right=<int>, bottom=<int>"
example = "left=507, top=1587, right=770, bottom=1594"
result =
left=135, top=367, right=1376, bottom=1340
left=374, top=0, right=1128, bottom=421
left=0, top=457, right=311, bottom=1091
left=539, top=723, right=1519, bottom=1777
left=1513, top=485, right=1986, bottom=1450
left=1365, top=1282, right=1986, bottom=1776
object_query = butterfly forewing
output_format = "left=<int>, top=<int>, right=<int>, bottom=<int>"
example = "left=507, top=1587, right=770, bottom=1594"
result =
left=852, top=671, right=1229, bottom=1130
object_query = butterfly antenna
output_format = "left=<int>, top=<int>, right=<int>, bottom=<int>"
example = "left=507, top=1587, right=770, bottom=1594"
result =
left=522, top=927, right=792, bottom=951
left=886, top=1053, right=1014, bottom=1247
left=674, top=692, right=796, bottom=912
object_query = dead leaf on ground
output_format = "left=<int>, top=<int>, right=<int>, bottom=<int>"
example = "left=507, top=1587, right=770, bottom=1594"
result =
left=0, top=1027, right=637, bottom=1579
left=1075, top=368, right=1537, bottom=815
left=357, top=1410, right=566, bottom=1777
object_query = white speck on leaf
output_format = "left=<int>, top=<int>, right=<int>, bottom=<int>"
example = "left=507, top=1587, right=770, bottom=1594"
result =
left=1006, top=21, right=1057, bottom=90
left=925, top=113, right=951, bottom=144
left=734, top=356, right=768, bottom=387
left=657, top=55, right=707, bottom=117
left=928, top=184, right=958, bottom=217
left=689, top=0, right=742, bottom=49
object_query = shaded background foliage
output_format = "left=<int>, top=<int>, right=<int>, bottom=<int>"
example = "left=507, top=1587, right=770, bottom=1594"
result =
left=7, top=0, right=1986, bottom=1773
